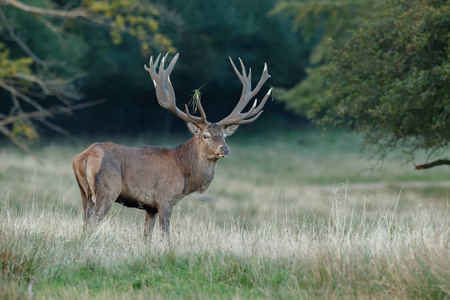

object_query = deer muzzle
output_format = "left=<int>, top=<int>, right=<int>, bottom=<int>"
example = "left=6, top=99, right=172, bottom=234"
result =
left=216, top=146, right=230, bottom=158
left=221, top=146, right=230, bottom=156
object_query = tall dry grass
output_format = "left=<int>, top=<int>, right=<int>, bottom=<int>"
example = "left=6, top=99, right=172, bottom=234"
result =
left=1, top=182, right=449, bottom=299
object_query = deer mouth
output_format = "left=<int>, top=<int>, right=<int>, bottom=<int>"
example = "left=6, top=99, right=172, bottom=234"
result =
left=209, top=153, right=227, bottom=161
left=215, top=146, right=230, bottom=159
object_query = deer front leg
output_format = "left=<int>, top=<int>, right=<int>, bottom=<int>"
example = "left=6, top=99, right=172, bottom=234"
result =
left=158, top=204, right=173, bottom=240
left=144, top=211, right=157, bottom=242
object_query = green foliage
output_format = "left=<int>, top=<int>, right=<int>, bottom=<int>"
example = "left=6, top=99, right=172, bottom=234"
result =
left=271, top=0, right=372, bottom=48
left=0, top=43, right=32, bottom=77
left=83, top=0, right=174, bottom=54
left=316, top=0, right=450, bottom=157
left=276, top=64, right=329, bottom=117
left=272, top=0, right=376, bottom=116
left=10, top=120, right=39, bottom=143
left=167, top=0, right=306, bottom=91
left=275, top=0, right=449, bottom=160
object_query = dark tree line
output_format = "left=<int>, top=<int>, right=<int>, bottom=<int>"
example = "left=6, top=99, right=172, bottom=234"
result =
left=0, top=0, right=309, bottom=148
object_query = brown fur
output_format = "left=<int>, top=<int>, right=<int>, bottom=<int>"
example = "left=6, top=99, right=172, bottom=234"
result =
left=73, top=123, right=236, bottom=240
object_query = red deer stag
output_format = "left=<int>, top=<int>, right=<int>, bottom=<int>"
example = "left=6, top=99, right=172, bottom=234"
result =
left=73, top=53, right=271, bottom=240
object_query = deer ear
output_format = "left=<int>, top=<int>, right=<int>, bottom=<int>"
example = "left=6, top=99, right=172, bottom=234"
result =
left=187, top=122, right=202, bottom=136
left=222, top=124, right=239, bottom=136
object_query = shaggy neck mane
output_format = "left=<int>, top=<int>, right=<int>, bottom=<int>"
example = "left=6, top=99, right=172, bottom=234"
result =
left=172, top=137, right=217, bottom=194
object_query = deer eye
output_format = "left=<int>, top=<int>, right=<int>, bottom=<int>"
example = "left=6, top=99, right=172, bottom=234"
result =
left=203, top=134, right=210, bottom=139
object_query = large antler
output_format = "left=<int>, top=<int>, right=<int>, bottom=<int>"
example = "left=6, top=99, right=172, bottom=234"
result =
left=217, top=58, right=272, bottom=126
left=144, top=53, right=209, bottom=127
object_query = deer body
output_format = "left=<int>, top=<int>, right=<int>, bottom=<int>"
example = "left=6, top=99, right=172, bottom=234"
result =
left=73, top=53, right=271, bottom=240
left=74, top=142, right=208, bottom=211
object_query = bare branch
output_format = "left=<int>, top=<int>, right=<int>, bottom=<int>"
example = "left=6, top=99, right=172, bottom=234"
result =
left=34, top=14, right=63, bottom=34
left=0, top=122, right=32, bottom=155
left=0, top=99, right=105, bottom=126
left=0, top=7, right=47, bottom=67
left=13, top=72, right=51, bottom=95
left=0, top=79, right=47, bottom=112
left=414, top=159, right=450, bottom=170
left=11, top=93, right=22, bottom=113
left=0, top=0, right=88, bottom=19
left=0, top=109, right=55, bottom=126
left=37, top=118, right=75, bottom=140
left=0, top=68, right=84, bottom=105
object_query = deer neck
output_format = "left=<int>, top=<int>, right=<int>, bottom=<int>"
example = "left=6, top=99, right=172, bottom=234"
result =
left=173, top=137, right=217, bottom=194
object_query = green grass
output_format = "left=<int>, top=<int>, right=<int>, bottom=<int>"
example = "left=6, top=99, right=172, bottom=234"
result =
left=0, top=128, right=449, bottom=299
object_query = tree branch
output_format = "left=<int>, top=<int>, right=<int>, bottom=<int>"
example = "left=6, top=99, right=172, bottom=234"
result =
left=0, top=99, right=105, bottom=126
left=414, top=159, right=450, bottom=170
left=0, top=7, right=47, bottom=67
left=0, top=122, right=33, bottom=155
left=0, top=79, right=47, bottom=112
left=0, top=0, right=88, bottom=19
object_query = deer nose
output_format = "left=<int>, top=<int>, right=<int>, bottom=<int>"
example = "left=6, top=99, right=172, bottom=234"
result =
left=221, top=146, right=230, bottom=156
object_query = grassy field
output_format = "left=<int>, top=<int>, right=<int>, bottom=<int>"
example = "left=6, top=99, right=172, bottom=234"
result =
left=0, top=129, right=449, bottom=299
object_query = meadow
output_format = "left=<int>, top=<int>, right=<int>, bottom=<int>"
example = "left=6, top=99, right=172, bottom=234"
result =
left=0, top=128, right=449, bottom=299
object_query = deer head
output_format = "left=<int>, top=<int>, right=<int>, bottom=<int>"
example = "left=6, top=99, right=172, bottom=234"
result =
left=144, top=53, right=271, bottom=160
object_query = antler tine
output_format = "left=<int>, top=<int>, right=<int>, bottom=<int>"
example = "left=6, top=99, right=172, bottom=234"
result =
left=237, top=88, right=272, bottom=124
left=196, top=94, right=208, bottom=124
left=228, top=58, right=253, bottom=114
left=152, top=53, right=161, bottom=69
left=217, top=59, right=271, bottom=126
left=145, top=53, right=206, bottom=126
left=145, top=54, right=160, bottom=84
left=239, top=57, right=247, bottom=79
left=229, top=57, right=243, bottom=81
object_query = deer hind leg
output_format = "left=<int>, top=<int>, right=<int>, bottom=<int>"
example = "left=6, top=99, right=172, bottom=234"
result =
left=92, top=187, right=120, bottom=223
left=73, top=168, right=94, bottom=230
left=90, top=170, right=121, bottom=224
left=83, top=197, right=95, bottom=229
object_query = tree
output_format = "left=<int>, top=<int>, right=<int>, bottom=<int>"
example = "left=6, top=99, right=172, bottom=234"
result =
left=271, top=0, right=376, bottom=118
left=0, top=0, right=173, bottom=151
left=276, top=0, right=450, bottom=169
